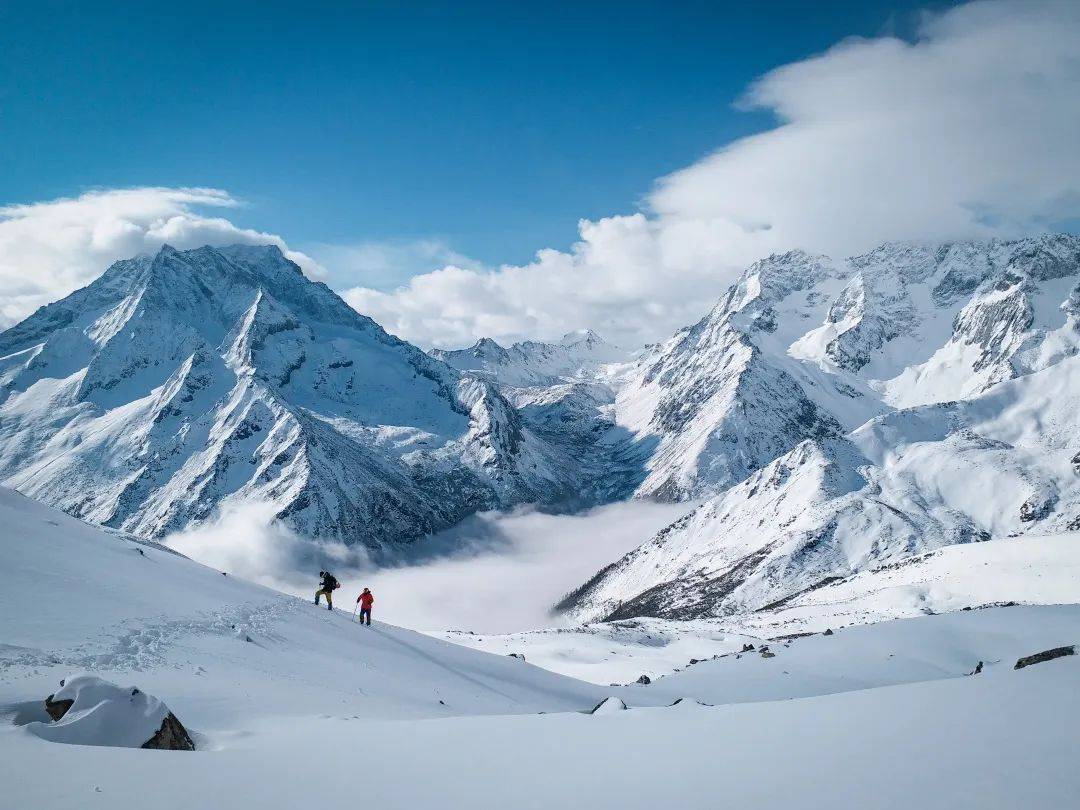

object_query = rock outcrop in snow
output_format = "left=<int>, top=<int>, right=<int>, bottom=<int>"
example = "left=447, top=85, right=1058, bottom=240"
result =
left=34, top=675, right=195, bottom=750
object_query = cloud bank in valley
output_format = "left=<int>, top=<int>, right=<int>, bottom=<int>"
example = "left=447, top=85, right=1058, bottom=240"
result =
left=166, top=500, right=690, bottom=634
left=345, top=0, right=1080, bottom=350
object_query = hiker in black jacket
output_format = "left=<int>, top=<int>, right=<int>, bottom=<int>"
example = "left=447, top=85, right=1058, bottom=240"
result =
left=315, top=571, right=340, bottom=610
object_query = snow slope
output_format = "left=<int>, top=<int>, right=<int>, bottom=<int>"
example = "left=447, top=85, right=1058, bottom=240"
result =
left=0, top=487, right=610, bottom=719
left=7, top=660, right=1079, bottom=810
left=0, top=244, right=590, bottom=549
left=3, top=487, right=1079, bottom=809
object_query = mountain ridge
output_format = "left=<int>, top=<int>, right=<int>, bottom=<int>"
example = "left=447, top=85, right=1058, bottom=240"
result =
left=0, top=244, right=591, bottom=549
left=559, top=232, right=1080, bottom=621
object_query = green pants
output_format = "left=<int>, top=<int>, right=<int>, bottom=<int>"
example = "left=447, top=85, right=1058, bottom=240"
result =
left=315, top=588, right=333, bottom=607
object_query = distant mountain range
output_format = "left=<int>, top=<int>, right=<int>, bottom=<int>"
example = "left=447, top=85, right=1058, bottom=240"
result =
left=4, top=235, right=1080, bottom=614
left=431, top=329, right=627, bottom=388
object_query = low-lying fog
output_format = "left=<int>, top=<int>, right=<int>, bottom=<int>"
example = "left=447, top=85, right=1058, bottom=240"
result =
left=166, top=500, right=690, bottom=634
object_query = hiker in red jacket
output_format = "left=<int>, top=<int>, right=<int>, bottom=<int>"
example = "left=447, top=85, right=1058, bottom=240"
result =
left=356, top=588, right=374, bottom=625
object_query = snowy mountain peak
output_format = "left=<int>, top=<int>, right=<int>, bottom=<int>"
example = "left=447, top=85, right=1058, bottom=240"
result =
left=559, top=328, right=606, bottom=348
left=431, top=329, right=627, bottom=388
left=0, top=244, right=590, bottom=547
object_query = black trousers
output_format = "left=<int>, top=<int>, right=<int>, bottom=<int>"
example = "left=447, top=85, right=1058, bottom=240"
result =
left=359, top=608, right=371, bottom=625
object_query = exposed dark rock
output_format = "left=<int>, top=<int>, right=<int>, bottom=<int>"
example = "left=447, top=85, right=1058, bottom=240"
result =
left=1014, top=645, right=1075, bottom=670
left=508, top=653, right=525, bottom=661
left=44, top=695, right=73, bottom=722
left=1019, top=495, right=1055, bottom=523
left=823, top=628, right=834, bottom=636
left=143, top=712, right=196, bottom=751
left=588, top=696, right=627, bottom=714
left=636, top=674, right=651, bottom=685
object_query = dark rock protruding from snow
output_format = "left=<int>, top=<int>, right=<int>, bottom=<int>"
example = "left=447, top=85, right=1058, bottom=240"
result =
left=144, top=711, right=196, bottom=751
left=636, top=674, right=652, bottom=685
left=32, top=675, right=195, bottom=751
left=44, top=694, right=73, bottom=721
left=1014, top=645, right=1076, bottom=670
left=588, top=696, right=627, bottom=715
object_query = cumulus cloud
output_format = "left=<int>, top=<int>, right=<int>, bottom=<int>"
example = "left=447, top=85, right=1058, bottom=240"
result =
left=0, top=186, right=323, bottom=328
left=346, top=0, right=1080, bottom=350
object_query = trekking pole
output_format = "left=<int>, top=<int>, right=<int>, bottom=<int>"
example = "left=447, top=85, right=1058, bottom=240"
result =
left=351, top=602, right=359, bottom=622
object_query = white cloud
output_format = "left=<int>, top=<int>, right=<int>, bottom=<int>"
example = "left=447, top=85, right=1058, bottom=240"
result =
left=346, top=0, right=1080, bottom=350
left=0, top=187, right=323, bottom=328
left=310, top=238, right=484, bottom=290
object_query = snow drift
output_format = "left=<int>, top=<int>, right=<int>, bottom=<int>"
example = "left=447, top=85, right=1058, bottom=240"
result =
left=30, top=675, right=193, bottom=750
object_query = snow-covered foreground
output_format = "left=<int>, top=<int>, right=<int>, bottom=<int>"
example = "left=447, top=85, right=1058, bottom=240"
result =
left=7, top=660, right=1079, bottom=810
left=0, top=488, right=609, bottom=721
left=437, top=531, right=1080, bottom=682
left=3, top=487, right=1079, bottom=809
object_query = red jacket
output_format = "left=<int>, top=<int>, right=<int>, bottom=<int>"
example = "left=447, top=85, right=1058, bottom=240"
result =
left=358, top=592, right=374, bottom=609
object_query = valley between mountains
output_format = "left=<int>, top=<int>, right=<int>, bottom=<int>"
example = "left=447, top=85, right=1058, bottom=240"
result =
left=4, top=236, right=1080, bottom=633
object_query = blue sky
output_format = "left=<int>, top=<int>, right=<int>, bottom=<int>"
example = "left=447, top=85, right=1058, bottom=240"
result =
left=0, top=0, right=957, bottom=278
left=1, top=1, right=1076, bottom=349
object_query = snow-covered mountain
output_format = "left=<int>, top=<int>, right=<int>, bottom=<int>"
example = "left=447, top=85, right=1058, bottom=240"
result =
left=431, top=329, right=627, bottom=388
left=562, top=234, right=1080, bottom=621
left=0, top=244, right=587, bottom=549
left=615, top=235, right=1080, bottom=501
left=432, top=330, right=648, bottom=505
left=4, top=234, right=1080, bottom=611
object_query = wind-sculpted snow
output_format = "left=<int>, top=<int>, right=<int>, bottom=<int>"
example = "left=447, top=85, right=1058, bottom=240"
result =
left=0, top=245, right=588, bottom=548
